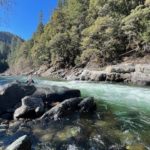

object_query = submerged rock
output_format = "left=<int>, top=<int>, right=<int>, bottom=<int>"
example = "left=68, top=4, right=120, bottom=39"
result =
left=0, top=82, right=36, bottom=115
left=14, top=96, right=44, bottom=120
left=56, top=126, right=81, bottom=141
left=6, top=135, right=31, bottom=150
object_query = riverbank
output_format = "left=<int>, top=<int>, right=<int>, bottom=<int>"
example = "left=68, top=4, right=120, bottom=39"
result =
left=2, top=56, right=150, bottom=86
left=29, top=63, right=150, bottom=86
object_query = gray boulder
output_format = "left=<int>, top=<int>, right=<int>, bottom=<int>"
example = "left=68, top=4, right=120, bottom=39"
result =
left=0, top=81, right=81, bottom=116
left=14, top=96, right=44, bottom=120
left=80, top=70, right=106, bottom=81
left=41, top=97, right=83, bottom=120
left=130, top=64, right=150, bottom=85
left=78, top=97, right=96, bottom=113
left=41, top=97, right=97, bottom=121
left=0, top=82, right=36, bottom=115
left=106, top=73, right=124, bottom=82
left=135, top=64, right=150, bottom=74
left=32, top=86, right=81, bottom=105
left=106, top=64, right=135, bottom=74
left=131, top=72, right=150, bottom=86
left=6, top=135, right=31, bottom=150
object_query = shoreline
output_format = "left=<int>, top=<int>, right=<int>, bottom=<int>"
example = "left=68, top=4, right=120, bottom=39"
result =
left=2, top=63, right=150, bottom=86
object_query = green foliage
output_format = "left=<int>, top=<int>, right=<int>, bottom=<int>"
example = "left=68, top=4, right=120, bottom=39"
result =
left=122, top=5, right=150, bottom=54
left=8, top=0, right=150, bottom=70
left=81, top=16, right=125, bottom=65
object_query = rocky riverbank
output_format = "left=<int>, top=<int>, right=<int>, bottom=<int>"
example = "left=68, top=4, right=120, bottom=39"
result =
left=0, top=81, right=96, bottom=149
left=1, top=55, right=150, bottom=86
left=32, top=63, right=150, bottom=86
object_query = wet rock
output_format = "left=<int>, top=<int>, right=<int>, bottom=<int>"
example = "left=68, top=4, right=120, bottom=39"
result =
left=67, top=144, right=78, bottom=150
left=108, top=145, right=126, bottom=150
left=41, top=97, right=83, bottom=120
left=56, top=126, right=81, bottom=141
left=0, top=113, right=12, bottom=120
left=9, top=121, right=22, bottom=132
left=14, top=96, right=44, bottom=120
left=78, top=97, right=96, bottom=113
left=41, top=97, right=97, bottom=120
left=106, top=73, right=124, bottom=82
left=0, top=124, right=8, bottom=129
left=32, top=86, right=81, bottom=105
left=0, top=129, right=6, bottom=137
left=6, top=135, right=31, bottom=150
left=0, top=82, right=36, bottom=115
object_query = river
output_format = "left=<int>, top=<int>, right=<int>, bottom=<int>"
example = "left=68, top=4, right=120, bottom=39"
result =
left=0, top=76, right=150, bottom=150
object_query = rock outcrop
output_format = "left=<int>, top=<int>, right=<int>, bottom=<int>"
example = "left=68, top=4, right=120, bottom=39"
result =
left=6, top=135, right=31, bottom=150
left=0, top=82, right=81, bottom=120
left=131, top=64, right=150, bottom=86
left=79, top=64, right=150, bottom=86
left=32, top=86, right=81, bottom=105
left=14, top=96, right=44, bottom=120
left=78, top=97, right=96, bottom=113
left=41, top=97, right=96, bottom=121
left=0, top=82, right=36, bottom=115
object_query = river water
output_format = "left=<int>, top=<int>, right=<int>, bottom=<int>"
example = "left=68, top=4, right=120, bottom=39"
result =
left=0, top=76, right=150, bottom=150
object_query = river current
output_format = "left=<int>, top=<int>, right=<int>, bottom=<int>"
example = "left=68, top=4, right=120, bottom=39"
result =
left=0, top=76, right=150, bottom=150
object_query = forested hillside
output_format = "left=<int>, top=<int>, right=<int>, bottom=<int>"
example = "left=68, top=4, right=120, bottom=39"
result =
left=8, top=0, right=150, bottom=71
left=0, top=32, right=23, bottom=72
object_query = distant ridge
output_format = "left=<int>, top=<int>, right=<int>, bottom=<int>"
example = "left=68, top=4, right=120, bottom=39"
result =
left=0, top=31, right=24, bottom=45
left=0, top=31, right=24, bottom=73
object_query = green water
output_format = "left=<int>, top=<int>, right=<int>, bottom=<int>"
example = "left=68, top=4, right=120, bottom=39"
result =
left=0, top=76, right=150, bottom=149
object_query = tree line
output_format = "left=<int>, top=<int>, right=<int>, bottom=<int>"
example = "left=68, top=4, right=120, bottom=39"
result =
left=6, top=0, right=150, bottom=70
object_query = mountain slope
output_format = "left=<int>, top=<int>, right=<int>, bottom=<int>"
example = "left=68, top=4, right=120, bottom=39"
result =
left=0, top=32, right=23, bottom=45
left=0, top=31, right=24, bottom=73
left=8, top=0, right=150, bottom=73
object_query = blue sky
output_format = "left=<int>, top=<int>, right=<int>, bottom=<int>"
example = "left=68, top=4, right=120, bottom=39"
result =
left=0, top=0, right=58, bottom=40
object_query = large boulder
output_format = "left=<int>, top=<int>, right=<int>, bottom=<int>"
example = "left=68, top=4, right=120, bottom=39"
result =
left=32, top=86, right=81, bottom=105
left=0, top=82, right=36, bottom=115
left=41, top=97, right=83, bottom=120
left=14, top=96, right=44, bottom=120
left=0, top=81, right=81, bottom=116
left=41, top=97, right=97, bottom=121
left=6, top=135, right=31, bottom=150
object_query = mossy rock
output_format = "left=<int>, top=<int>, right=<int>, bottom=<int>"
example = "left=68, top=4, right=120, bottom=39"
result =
left=56, top=126, right=80, bottom=141
left=126, top=144, right=146, bottom=150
